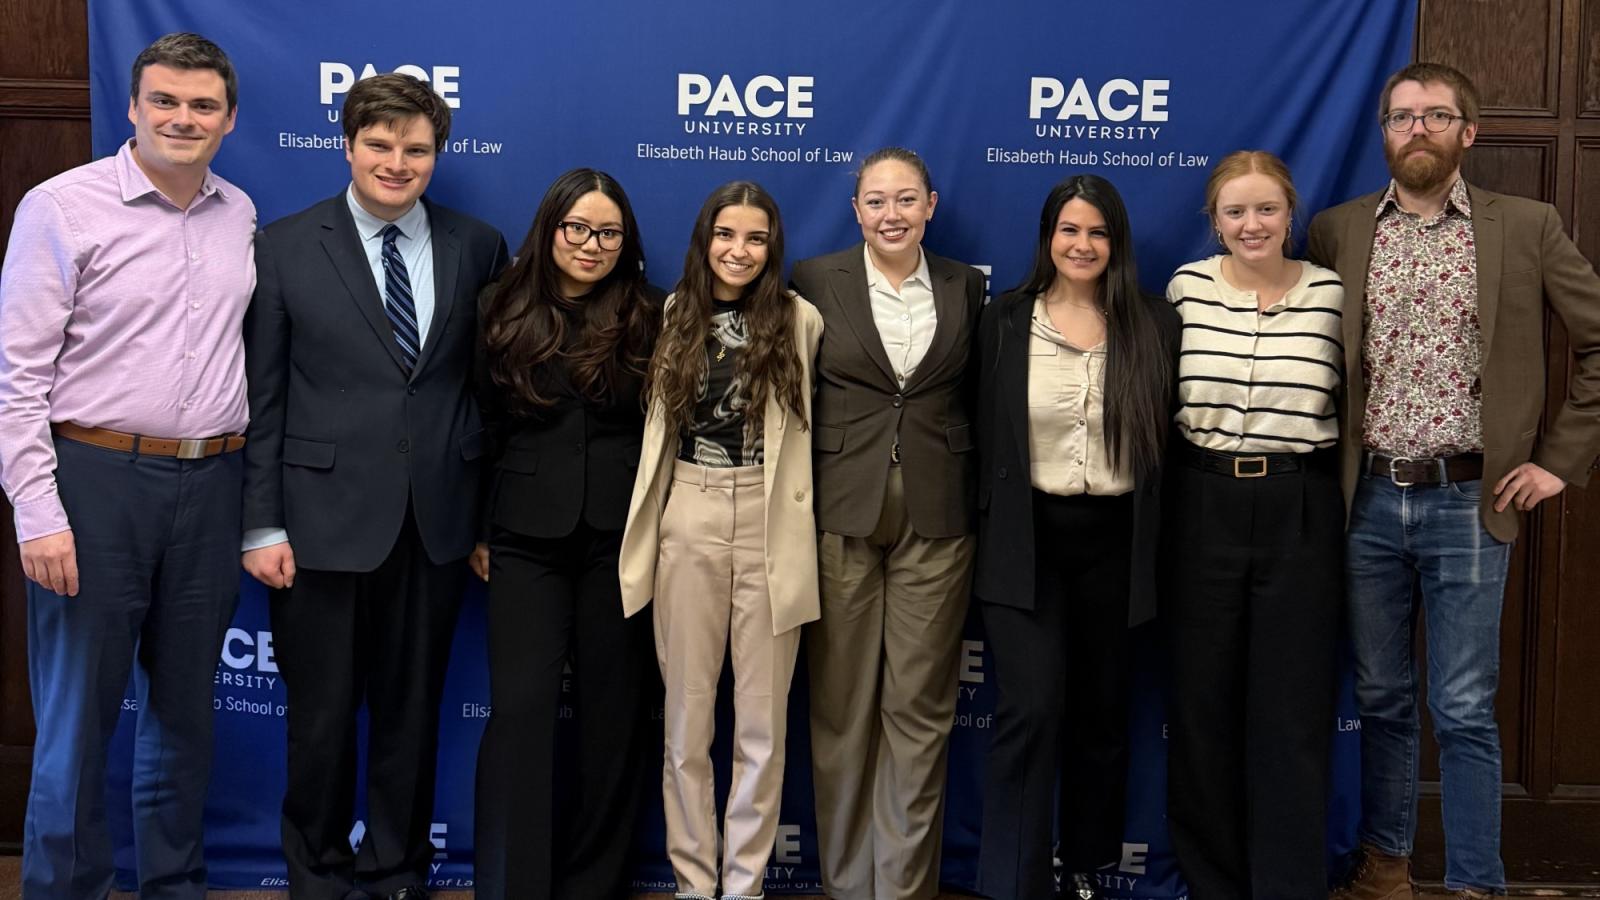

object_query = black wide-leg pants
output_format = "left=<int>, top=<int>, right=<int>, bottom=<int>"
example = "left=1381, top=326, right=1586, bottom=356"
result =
left=1164, top=452, right=1343, bottom=900
left=472, top=522, right=656, bottom=900
left=979, top=490, right=1134, bottom=899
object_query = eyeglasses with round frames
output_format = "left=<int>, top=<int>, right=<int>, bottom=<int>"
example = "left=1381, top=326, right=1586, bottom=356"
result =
left=1383, top=110, right=1466, bottom=133
left=557, top=221, right=625, bottom=251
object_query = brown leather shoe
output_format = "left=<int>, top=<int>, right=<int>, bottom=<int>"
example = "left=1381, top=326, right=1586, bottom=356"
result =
left=1453, top=891, right=1493, bottom=900
left=1329, top=844, right=1416, bottom=900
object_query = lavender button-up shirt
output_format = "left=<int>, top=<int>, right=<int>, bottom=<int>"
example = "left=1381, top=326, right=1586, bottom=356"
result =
left=0, top=139, right=257, bottom=541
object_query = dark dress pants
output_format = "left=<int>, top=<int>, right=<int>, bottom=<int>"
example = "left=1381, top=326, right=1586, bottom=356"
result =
left=23, top=438, right=242, bottom=900
left=472, top=522, right=656, bottom=900
left=1164, top=454, right=1342, bottom=899
left=270, top=510, right=464, bottom=900
left=978, top=491, right=1133, bottom=900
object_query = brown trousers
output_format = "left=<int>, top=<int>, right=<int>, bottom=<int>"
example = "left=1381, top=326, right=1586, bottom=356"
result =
left=807, top=466, right=976, bottom=900
left=653, top=460, right=801, bottom=900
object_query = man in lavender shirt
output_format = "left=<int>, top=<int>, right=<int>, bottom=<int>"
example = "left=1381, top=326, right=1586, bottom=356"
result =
left=0, top=33, right=254, bottom=900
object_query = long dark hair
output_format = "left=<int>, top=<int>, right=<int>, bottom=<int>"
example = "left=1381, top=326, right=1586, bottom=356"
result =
left=1013, top=174, right=1171, bottom=476
left=481, top=168, right=658, bottom=412
left=646, top=181, right=807, bottom=437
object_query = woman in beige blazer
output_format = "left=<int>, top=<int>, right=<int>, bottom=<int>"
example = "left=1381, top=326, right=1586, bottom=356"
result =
left=618, top=181, right=822, bottom=900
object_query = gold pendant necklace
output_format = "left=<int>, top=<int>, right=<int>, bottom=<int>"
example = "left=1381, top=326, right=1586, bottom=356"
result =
left=715, top=342, right=727, bottom=362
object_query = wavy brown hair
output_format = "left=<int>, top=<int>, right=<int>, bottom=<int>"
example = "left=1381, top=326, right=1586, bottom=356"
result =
left=481, top=168, right=658, bottom=412
left=646, top=181, right=807, bottom=437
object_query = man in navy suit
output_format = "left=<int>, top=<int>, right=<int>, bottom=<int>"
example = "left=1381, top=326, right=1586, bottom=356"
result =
left=241, top=73, right=507, bottom=900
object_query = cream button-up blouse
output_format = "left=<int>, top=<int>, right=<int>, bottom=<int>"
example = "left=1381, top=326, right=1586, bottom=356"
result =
left=1026, top=295, right=1134, bottom=497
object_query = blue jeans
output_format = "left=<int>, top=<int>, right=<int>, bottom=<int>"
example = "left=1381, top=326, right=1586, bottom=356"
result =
left=1346, top=471, right=1512, bottom=892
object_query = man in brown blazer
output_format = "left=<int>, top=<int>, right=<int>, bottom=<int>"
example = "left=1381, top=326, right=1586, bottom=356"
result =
left=1308, top=63, right=1600, bottom=900
left=791, top=148, right=986, bottom=900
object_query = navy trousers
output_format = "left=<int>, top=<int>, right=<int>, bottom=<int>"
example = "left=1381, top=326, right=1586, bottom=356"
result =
left=23, top=437, right=242, bottom=900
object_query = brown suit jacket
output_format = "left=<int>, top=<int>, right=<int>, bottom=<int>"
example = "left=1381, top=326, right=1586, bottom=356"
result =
left=1306, top=182, right=1600, bottom=542
left=791, top=243, right=986, bottom=539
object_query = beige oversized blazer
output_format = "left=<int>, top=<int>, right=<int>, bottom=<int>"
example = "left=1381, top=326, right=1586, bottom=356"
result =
left=619, top=291, right=825, bottom=636
left=1307, top=182, right=1600, bottom=543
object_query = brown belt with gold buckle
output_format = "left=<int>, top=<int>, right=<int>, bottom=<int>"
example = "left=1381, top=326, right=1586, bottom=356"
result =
left=53, top=422, right=246, bottom=459
left=1366, top=451, right=1483, bottom=487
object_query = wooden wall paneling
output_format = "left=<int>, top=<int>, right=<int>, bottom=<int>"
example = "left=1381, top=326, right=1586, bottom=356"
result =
left=1408, top=0, right=1600, bottom=884
left=1548, top=138, right=1600, bottom=796
left=1419, top=0, right=1561, bottom=115
left=0, top=0, right=89, bottom=851
left=1582, top=0, right=1600, bottom=116
left=0, top=0, right=86, bottom=80
left=1461, top=135, right=1559, bottom=202
left=0, top=116, right=92, bottom=262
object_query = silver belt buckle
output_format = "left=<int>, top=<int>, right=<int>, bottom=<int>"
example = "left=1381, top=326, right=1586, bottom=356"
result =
left=1388, top=455, right=1415, bottom=487
left=176, top=438, right=208, bottom=459
left=890, top=441, right=902, bottom=464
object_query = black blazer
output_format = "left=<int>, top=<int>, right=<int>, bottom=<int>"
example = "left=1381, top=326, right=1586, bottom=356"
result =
left=972, top=290, right=1180, bottom=626
left=792, top=243, right=986, bottom=539
left=478, top=287, right=664, bottom=539
left=243, top=193, right=508, bottom=571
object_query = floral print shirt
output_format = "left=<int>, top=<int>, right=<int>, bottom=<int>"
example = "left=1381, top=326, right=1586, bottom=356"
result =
left=1362, top=178, right=1483, bottom=457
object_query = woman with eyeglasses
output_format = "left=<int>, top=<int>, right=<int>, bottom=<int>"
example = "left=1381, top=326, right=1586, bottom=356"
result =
left=1163, top=150, right=1344, bottom=898
left=972, top=174, right=1178, bottom=900
left=619, top=181, right=822, bottom=900
left=472, top=168, right=663, bottom=900
left=789, top=147, right=986, bottom=900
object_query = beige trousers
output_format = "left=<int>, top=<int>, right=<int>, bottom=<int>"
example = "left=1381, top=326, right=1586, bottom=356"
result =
left=807, top=466, right=976, bottom=900
left=654, top=460, right=801, bottom=900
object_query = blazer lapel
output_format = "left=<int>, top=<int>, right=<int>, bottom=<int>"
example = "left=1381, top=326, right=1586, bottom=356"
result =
left=1468, top=186, right=1502, bottom=359
left=1340, top=196, right=1378, bottom=391
left=904, top=254, right=961, bottom=392
left=320, top=198, right=411, bottom=375
left=829, top=246, right=899, bottom=387
left=1000, top=296, right=1033, bottom=472
left=412, top=203, right=461, bottom=378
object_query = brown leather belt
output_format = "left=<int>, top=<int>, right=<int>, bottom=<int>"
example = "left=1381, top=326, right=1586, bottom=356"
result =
left=53, top=422, right=246, bottom=459
left=1366, top=451, right=1483, bottom=487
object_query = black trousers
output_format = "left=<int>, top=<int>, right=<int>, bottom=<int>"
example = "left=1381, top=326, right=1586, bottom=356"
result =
left=472, top=523, right=656, bottom=900
left=978, top=491, right=1134, bottom=900
left=270, top=511, right=464, bottom=900
left=1164, top=451, right=1342, bottom=899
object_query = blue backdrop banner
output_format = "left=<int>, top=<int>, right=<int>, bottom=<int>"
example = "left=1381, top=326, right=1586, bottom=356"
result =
left=87, top=0, right=1414, bottom=894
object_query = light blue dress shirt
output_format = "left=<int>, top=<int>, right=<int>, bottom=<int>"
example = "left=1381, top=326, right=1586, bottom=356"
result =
left=345, top=183, right=436, bottom=348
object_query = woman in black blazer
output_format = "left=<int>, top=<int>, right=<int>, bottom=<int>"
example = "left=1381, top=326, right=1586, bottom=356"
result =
left=471, top=168, right=663, bottom=900
left=973, top=175, right=1177, bottom=900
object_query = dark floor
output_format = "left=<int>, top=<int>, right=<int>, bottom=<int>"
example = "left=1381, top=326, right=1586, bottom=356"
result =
left=0, top=854, right=1478, bottom=900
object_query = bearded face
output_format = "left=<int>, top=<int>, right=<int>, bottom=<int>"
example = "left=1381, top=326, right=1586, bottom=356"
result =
left=1385, top=131, right=1467, bottom=194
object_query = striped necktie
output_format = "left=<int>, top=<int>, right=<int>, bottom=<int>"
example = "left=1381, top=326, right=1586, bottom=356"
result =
left=381, top=224, right=419, bottom=371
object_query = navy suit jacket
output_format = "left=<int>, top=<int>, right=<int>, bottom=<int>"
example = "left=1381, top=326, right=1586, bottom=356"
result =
left=243, top=193, right=508, bottom=571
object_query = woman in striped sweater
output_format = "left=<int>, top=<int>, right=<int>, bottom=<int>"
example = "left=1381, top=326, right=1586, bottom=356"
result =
left=1162, top=150, right=1346, bottom=899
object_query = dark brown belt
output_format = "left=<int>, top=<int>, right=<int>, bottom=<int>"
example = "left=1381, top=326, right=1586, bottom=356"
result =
left=53, top=422, right=246, bottom=459
left=1366, top=451, right=1483, bottom=486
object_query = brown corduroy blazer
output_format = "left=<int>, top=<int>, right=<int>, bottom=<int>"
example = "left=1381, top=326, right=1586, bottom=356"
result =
left=1307, top=181, right=1600, bottom=542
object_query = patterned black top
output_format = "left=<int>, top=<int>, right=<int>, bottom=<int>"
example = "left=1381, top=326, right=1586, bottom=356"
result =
left=678, top=300, right=763, bottom=466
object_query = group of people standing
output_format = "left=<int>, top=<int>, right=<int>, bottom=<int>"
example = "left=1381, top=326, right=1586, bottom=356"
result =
left=3, top=30, right=1598, bottom=900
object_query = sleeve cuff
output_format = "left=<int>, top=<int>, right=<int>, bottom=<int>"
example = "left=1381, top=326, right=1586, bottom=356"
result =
left=241, top=527, right=290, bottom=552
left=13, top=496, right=70, bottom=544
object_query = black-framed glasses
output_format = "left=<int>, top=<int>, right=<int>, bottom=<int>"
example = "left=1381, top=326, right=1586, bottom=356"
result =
left=557, top=221, right=625, bottom=251
left=1383, top=110, right=1466, bottom=133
